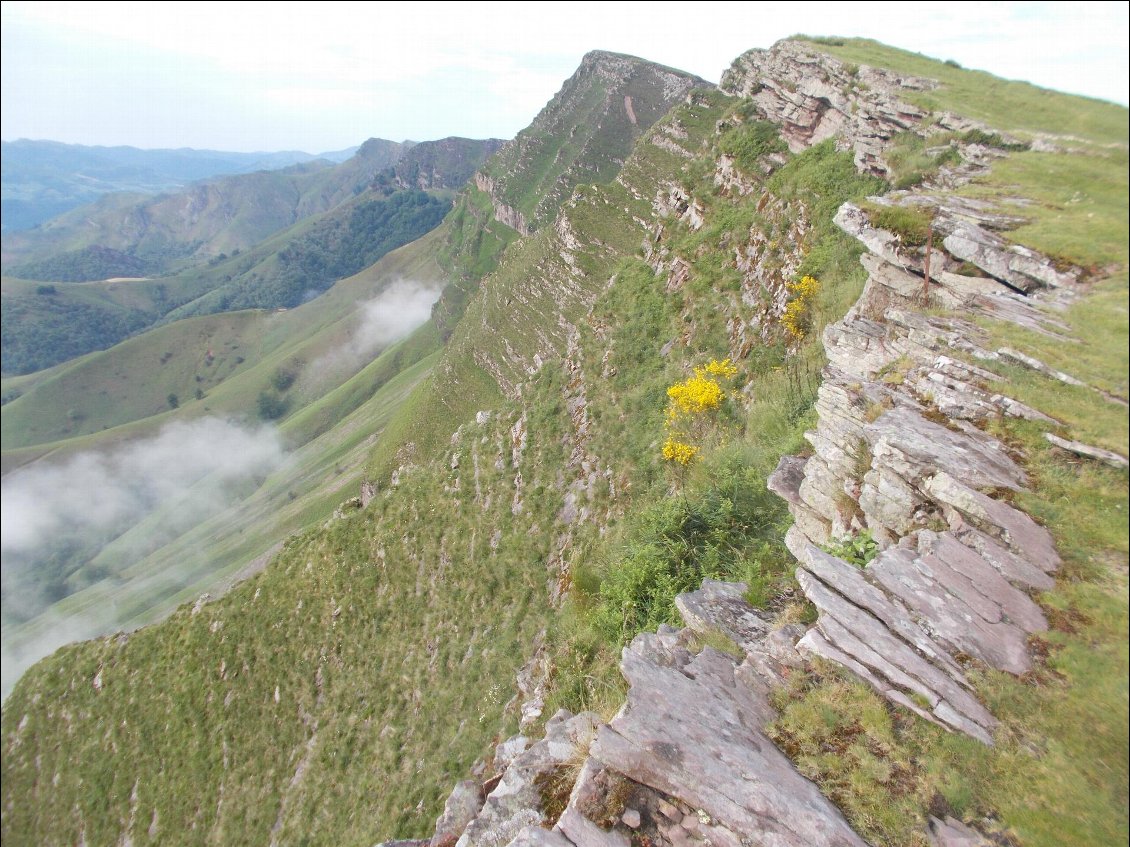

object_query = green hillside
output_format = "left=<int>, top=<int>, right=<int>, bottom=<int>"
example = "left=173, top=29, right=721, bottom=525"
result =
left=0, top=139, right=405, bottom=276
left=0, top=139, right=507, bottom=375
left=1, top=229, right=448, bottom=692
left=2, top=38, right=1127, bottom=847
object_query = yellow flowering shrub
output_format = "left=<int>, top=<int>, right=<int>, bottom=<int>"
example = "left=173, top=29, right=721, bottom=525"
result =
left=667, top=374, right=724, bottom=414
left=661, top=359, right=738, bottom=468
left=698, top=358, right=739, bottom=379
left=781, top=275, right=820, bottom=340
left=661, top=438, right=699, bottom=465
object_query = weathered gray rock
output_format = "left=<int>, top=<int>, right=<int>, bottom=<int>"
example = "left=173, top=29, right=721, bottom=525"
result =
left=865, top=406, right=1027, bottom=491
left=768, top=455, right=809, bottom=507
left=942, top=221, right=1079, bottom=291
left=458, top=710, right=600, bottom=847
left=494, top=737, right=531, bottom=773
left=834, top=203, right=907, bottom=267
left=916, top=531, right=1047, bottom=632
left=722, top=39, right=933, bottom=175
left=555, top=807, right=628, bottom=847
left=590, top=630, right=869, bottom=847
left=867, top=538, right=1039, bottom=675
left=924, top=472, right=1060, bottom=572
left=502, top=827, right=573, bottom=847
left=1045, top=433, right=1129, bottom=469
left=798, top=546, right=963, bottom=676
left=674, top=579, right=771, bottom=653
left=926, top=816, right=992, bottom=847
left=797, top=564, right=996, bottom=743
left=952, top=526, right=1055, bottom=591
left=676, top=580, right=806, bottom=685
left=823, top=315, right=903, bottom=378
left=859, top=464, right=929, bottom=540
left=433, top=781, right=487, bottom=847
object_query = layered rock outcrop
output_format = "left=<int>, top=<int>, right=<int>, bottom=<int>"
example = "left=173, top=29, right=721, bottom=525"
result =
left=761, top=190, right=1111, bottom=743
left=419, top=581, right=866, bottom=847
left=721, top=40, right=935, bottom=175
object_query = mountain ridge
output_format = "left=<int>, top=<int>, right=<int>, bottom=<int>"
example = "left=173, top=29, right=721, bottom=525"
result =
left=1, top=36, right=1126, bottom=847
left=0, top=138, right=360, bottom=233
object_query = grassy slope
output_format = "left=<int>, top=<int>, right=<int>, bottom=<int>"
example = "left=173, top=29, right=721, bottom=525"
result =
left=1, top=185, right=453, bottom=376
left=0, top=233, right=448, bottom=699
left=1, top=349, right=438, bottom=684
left=0, top=76, right=893, bottom=844
left=1, top=228, right=447, bottom=455
left=1, top=39, right=1126, bottom=847
left=0, top=85, right=745, bottom=846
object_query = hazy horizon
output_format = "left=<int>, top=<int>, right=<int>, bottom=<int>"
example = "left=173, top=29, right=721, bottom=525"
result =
left=2, top=1, right=1127, bottom=154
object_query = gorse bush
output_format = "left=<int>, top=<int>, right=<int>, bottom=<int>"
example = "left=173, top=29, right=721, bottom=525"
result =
left=662, top=359, right=738, bottom=467
left=781, top=275, right=821, bottom=340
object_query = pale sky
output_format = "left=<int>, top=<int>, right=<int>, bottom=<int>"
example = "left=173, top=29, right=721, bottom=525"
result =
left=2, top=1, right=1127, bottom=153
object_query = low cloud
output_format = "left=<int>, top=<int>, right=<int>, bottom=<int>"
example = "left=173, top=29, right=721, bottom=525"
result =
left=1, top=417, right=286, bottom=700
left=2, top=417, right=285, bottom=555
left=305, top=278, right=442, bottom=380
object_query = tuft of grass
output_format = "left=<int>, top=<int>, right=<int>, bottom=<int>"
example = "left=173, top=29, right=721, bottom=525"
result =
left=720, top=119, right=788, bottom=172
left=882, top=131, right=962, bottom=189
left=860, top=201, right=935, bottom=246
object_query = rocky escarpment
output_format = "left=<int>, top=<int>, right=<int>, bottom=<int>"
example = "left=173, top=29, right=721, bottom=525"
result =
left=721, top=39, right=936, bottom=175
left=763, top=198, right=1126, bottom=745
left=721, top=39, right=1028, bottom=187
left=385, top=137, right=506, bottom=193
left=474, top=173, right=533, bottom=236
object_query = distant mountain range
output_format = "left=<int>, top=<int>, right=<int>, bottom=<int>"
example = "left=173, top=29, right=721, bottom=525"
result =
left=1, top=136, right=503, bottom=374
left=1, top=139, right=361, bottom=232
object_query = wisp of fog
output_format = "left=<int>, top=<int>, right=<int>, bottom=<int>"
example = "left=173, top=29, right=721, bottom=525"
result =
left=1, top=416, right=286, bottom=700
left=305, top=278, right=442, bottom=380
